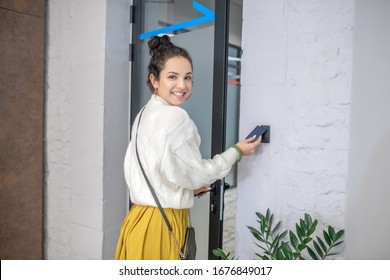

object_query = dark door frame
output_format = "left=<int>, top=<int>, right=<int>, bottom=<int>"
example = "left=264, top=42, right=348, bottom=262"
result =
left=208, top=0, right=230, bottom=260
left=130, top=0, right=230, bottom=260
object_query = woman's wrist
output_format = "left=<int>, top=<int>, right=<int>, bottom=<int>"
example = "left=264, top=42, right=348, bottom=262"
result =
left=232, top=144, right=242, bottom=162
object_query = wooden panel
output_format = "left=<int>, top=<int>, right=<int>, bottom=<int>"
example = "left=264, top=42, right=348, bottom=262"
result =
left=0, top=7, right=44, bottom=259
left=0, top=0, right=45, bottom=18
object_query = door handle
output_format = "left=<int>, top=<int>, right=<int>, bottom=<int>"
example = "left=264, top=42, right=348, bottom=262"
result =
left=210, top=200, right=217, bottom=214
left=209, top=180, right=229, bottom=197
left=209, top=180, right=226, bottom=220
left=209, top=184, right=217, bottom=197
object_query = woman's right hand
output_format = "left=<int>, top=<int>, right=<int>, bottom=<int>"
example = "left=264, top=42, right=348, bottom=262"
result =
left=235, top=135, right=262, bottom=156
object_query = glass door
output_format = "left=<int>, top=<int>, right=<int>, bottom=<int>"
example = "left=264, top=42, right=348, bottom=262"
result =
left=131, top=0, right=230, bottom=259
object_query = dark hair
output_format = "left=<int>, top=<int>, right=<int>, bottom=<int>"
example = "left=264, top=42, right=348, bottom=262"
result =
left=147, top=35, right=193, bottom=92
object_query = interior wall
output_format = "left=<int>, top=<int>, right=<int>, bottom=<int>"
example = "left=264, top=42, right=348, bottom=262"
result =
left=45, top=0, right=130, bottom=259
left=346, top=0, right=390, bottom=259
left=237, top=0, right=354, bottom=259
left=0, top=0, right=45, bottom=259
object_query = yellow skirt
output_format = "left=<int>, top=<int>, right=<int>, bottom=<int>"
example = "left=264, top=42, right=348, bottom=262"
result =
left=115, top=204, right=188, bottom=260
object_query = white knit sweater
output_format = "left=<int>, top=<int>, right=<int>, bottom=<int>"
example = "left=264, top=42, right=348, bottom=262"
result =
left=124, top=94, right=239, bottom=209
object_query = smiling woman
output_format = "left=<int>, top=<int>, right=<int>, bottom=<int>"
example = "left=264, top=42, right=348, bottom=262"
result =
left=149, top=56, right=193, bottom=106
left=115, top=35, right=262, bottom=260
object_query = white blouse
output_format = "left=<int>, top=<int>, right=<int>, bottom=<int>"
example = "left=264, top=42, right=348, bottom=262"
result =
left=124, top=94, right=238, bottom=209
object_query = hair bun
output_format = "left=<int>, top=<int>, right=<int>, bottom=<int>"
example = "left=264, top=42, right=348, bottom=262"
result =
left=148, top=35, right=173, bottom=55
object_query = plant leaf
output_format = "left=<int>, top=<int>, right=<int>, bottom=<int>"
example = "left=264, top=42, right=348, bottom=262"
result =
left=255, top=212, right=264, bottom=220
left=212, top=248, right=230, bottom=260
left=316, top=236, right=327, bottom=252
left=266, top=214, right=273, bottom=240
left=278, top=230, right=288, bottom=240
left=263, top=250, right=272, bottom=255
left=307, top=219, right=318, bottom=236
left=281, top=242, right=293, bottom=260
left=289, top=231, right=299, bottom=250
left=272, top=221, right=282, bottom=235
left=247, top=225, right=259, bottom=233
left=302, top=237, right=312, bottom=244
left=333, top=241, right=344, bottom=247
left=282, top=242, right=293, bottom=253
left=296, top=224, right=304, bottom=241
left=275, top=248, right=285, bottom=260
left=328, top=226, right=336, bottom=240
left=271, top=242, right=280, bottom=256
left=266, top=208, right=271, bottom=220
left=254, top=243, right=268, bottom=252
left=269, top=213, right=274, bottom=227
left=300, top=219, right=306, bottom=232
left=293, top=252, right=301, bottom=260
left=271, top=231, right=287, bottom=249
left=304, top=213, right=312, bottom=227
left=313, top=240, right=324, bottom=259
left=323, top=230, right=331, bottom=246
left=247, top=226, right=263, bottom=242
left=297, top=243, right=307, bottom=251
left=307, top=247, right=318, bottom=260
left=270, top=236, right=280, bottom=249
left=335, top=229, right=345, bottom=241
left=261, top=218, right=266, bottom=235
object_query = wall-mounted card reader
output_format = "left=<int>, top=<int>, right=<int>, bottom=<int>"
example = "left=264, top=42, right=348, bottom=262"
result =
left=246, top=125, right=271, bottom=143
left=260, top=125, right=270, bottom=143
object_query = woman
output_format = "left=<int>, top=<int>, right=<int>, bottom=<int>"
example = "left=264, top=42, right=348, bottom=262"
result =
left=115, top=35, right=261, bottom=260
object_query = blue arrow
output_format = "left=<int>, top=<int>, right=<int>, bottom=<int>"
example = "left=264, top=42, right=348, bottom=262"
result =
left=140, top=0, right=215, bottom=40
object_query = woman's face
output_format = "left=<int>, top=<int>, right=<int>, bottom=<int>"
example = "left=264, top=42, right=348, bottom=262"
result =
left=150, top=56, right=192, bottom=106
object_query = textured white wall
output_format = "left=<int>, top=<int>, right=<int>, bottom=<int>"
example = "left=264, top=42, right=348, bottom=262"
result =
left=45, top=0, right=130, bottom=259
left=237, top=0, right=354, bottom=259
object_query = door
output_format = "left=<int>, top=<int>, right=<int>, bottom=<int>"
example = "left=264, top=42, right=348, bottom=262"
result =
left=131, top=0, right=230, bottom=259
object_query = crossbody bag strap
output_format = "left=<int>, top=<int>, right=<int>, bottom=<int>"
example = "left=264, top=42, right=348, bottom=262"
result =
left=135, top=106, right=186, bottom=258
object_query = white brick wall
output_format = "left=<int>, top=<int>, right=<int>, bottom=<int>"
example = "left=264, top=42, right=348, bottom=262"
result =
left=237, top=0, right=354, bottom=259
left=45, top=0, right=130, bottom=259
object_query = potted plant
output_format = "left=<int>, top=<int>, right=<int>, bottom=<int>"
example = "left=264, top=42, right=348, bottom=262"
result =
left=213, top=208, right=345, bottom=260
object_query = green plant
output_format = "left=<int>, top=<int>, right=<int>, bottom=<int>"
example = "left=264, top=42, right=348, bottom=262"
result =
left=213, top=208, right=345, bottom=260
left=212, top=248, right=236, bottom=260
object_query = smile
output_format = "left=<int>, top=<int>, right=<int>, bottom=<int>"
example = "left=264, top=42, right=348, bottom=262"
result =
left=171, top=91, right=185, bottom=97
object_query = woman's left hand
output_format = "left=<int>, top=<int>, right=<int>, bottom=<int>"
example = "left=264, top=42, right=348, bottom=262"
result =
left=194, top=186, right=211, bottom=198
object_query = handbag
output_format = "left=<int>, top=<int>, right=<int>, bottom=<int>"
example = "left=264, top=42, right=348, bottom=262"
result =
left=135, top=107, right=196, bottom=260
left=181, top=225, right=196, bottom=260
